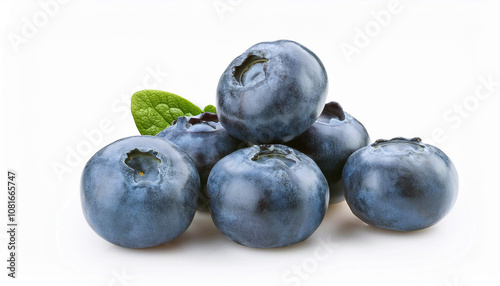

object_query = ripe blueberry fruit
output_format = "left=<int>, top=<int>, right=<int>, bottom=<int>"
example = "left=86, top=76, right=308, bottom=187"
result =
left=207, top=144, right=329, bottom=248
left=286, top=102, right=370, bottom=204
left=81, top=136, right=200, bottom=248
left=217, top=40, right=328, bottom=144
left=156, top=112, right=244, bottom=210
left=342, top=137, right=459, bottom=231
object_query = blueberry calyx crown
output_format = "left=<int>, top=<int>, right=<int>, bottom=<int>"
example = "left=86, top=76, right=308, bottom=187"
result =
left=124, top=149, right=162, bottom=183
left=173, top=112, right=219, bottom=130
left=371, top=137, right=425, bottom=153
left=316, top=101, right=345, bottom=124
left=250, top=145, right=298, bottom=168
left=233, top=53, right=268, bottom=86
left=372, top=137, right=422, bottom=147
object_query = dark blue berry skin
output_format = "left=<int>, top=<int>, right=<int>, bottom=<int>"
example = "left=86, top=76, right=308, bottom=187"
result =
left=156, top=112, right=244, bottom=211
left=342, top=137, right=459, bottom=232
left=217, top=40, right=328, bottom=144
left=286, top=102, right=370, bottom=204
left=81, top=136, right=200, bottom=248
left=207, top=144, right=329, bottom=248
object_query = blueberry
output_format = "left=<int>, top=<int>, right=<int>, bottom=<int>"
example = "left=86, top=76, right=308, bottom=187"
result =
left=80, top=135, right=200, bottom=248
left=217, top=40, right=328, bottom=144
left=286, top=102, right=370, bottom=204
left=207, top=144, right=329, bottom=248
left=156, top=112, right=244, bottom=210
left=342, top=137, right=459, bottom=231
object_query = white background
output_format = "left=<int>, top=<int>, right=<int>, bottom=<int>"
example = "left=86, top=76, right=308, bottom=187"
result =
left=1, top=0, right=499, bottom=285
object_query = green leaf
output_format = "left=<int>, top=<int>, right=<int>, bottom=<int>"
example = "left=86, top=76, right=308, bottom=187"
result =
left=203, top=104, right=217, bottom=113
left=131, top=89, right=203, bottom=135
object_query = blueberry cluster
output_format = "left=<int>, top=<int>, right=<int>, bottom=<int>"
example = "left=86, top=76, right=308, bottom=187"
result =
left=81, top=40, right=458, bottom=249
